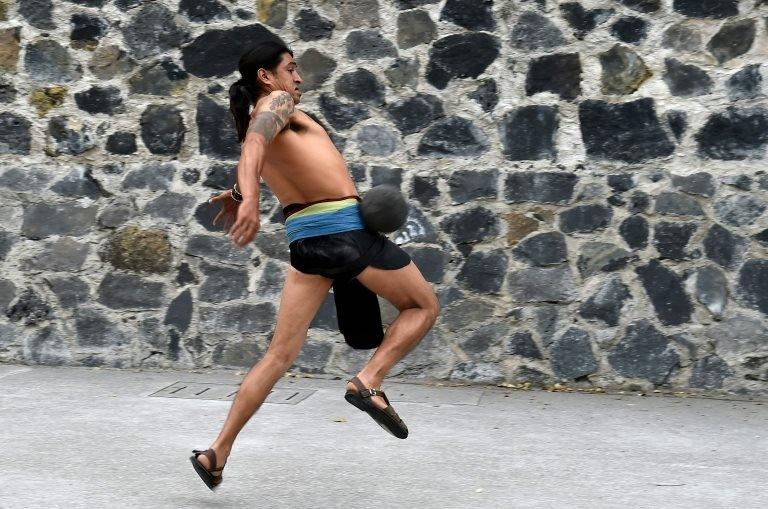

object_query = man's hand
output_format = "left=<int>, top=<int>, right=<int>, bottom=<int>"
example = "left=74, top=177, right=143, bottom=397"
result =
left=209, top=189, right=240, bottom=233
left=228, top=198, right=260, bottom=248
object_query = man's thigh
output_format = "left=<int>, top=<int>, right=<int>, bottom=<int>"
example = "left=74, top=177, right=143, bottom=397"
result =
left=267, top=266, right=333, bottom=358
left=355, top=261, right=438, bottom=312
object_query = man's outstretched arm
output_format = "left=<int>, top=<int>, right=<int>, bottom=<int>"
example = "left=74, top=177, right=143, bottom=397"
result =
left=236, top=90, right=295, bottom=201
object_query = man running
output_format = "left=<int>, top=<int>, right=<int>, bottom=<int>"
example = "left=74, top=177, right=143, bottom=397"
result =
left=190, top=39, right=440, bottom=490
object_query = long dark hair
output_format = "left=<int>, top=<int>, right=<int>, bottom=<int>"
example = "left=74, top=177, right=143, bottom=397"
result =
left=229, top=39, right=293, bottom=143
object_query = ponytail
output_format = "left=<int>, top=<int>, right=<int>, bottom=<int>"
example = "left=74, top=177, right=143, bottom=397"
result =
left=228, top=79, right=256, bottom=144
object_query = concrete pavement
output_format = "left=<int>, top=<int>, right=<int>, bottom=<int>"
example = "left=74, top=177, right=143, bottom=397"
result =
left=0, top=363, right=766, bottom=509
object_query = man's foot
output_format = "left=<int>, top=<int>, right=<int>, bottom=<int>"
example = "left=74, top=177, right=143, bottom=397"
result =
left=344, top=375, right=409, bottom=439
left=346, top=375, right=388, bottom=411
left=194, top=445, right=229, bottom=471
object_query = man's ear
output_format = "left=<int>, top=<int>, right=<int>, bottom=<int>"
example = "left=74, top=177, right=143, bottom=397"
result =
left=256, top=68, right=272, bottom=88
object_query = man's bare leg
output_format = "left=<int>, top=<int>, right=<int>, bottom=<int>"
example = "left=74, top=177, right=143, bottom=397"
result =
left=196, top=266, right=333, bottom=470
left=347, top=261, right=439, bottom=410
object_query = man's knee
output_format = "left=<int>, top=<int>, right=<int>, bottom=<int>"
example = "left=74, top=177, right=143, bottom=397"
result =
left=262, top=347, right=298, bottom=372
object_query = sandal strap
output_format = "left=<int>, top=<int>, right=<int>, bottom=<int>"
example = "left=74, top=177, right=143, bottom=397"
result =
left=193, top=448, right=223, bottom=473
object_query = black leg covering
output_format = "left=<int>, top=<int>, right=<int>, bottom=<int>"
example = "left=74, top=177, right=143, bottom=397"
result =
left=333, top=278, right=384, bottom=350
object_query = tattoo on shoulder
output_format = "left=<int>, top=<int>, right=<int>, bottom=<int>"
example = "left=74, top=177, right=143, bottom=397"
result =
left=246, top=93, right=294, bottom=143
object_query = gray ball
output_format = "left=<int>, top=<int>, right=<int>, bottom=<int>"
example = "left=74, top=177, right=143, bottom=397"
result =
left=360, top=185, right=408, bottom=233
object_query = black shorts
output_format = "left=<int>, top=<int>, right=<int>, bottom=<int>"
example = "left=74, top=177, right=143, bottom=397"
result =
left=288, top=228, right=411, bottom=281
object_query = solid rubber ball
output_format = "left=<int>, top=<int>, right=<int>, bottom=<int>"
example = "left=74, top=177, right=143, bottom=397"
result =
left=360, top=184, right=408, bottom=233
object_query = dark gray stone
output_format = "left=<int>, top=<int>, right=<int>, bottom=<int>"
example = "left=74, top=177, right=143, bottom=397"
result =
left=694, top=264, right=728, bottom=318
left=392, top=208, right=439, bottom=245
left=666, top=111, right=688, bottom=142
left=635, top=260, right=692, bottom=326
left=510, top=11, right=565, bottom=51
left=357, top=125, right=397, bottom=156
left=599, top=44, right=651, bottom=95
left=527, top=54, right=581, bottom=100
left=51, top=167, right=107, bottom=200
left=722, top=174, right=753, bottom=191
left=212, top=338, right=263, bottom=367
left=704, top=223, right=746, bottom=269
left=24, top=325, right=69, bottom=365
left=610, top=16, right=648, bottom=44
left=395, top=0, right=439, bottom=7
left=579, top=274, right=631, bottom=326
left=608, top=320, right=679, bottom=384
left=737, top=259, right=768, bottom=315
left=198, top=261, right=249, bottom=303
left=43, top=275, right=89, bottom=309
left=17, top=0, right=56, bottom=30
left=0, top=231, right=17, bottom=261
left=256, top=260, right=285, bottom=298
left=140, top=105, right=185, bottom=155
left=655, top=192, right=705, bottom=216
left=397, top=9, right=436, bottom=49
left=690, top=355, right=733, bottom=389
left=197, top=94, right=239, bottom=160
left=672, top=0, right=739, bottom=18
left=507, top=266, right=578, bottom=303
left=532, top=305, right=561, bottom=347
left=727, top=65, right=762, bottom=101
left=309, top=293, right=336, bottom=331
left=346, top=30, right=397, bottom=60
left=164, top=289, right=192, bottom=332
left=201, top=162, right=236, bottom=190
left=559, top=204, right=612, bottom=234
left=176, top=263, right=198, bottom=286
left=550, top=328, right=598, bottom=380
left=254, top=231, right=289, bottom=261
left=319, top=94, right=369, bottom=131
left=513, top=232, right=568, bottom=266
left=707, top=19, right=756, bottom=64
left=456, top=249, right=508, bottom=294
left=335, top=69, right=385, bottom=105
left=450, top=361, right=504, bottom=383
left=22, top=237, right=90, bottom=272
left=468, top=79, right=498, bottom=113
left=179, top=0, right=230, bottom=23
left=403, top=246, right=448, bottom=283
left=607, top=174, right=635, bottom=193
left=442, top=298, right=494, bottom=332
left=291, top=340, right=332, bottom=374
left=714, top=194, right=767, bottom=226
left=46, top=116, right=97, bottom=156
left=385, top=57, right=419, bottom=90
left=128, top=58, right=189, bottom=96
left=70, top=13, right=108, bottom=44
left=23, top=39, right=81, bottom=83
left=0, top=167, right=51, bottom=192
left=671, top=172, right=715, bottom=197
left=663, top=58, right=713, bottom=98
left=0, top=80, right=16, bottom=103
left=621, top=0, right=661, bottom=13
left=122, top=162, right=175, bottom=191
left=418, top=117, right=489, bottom=157
left=143, top=192, right=196, bottom=223
left=370, top=166, right=403, bottom=187
left=619, top=215, right=649, bottom=250
left=22, top=202, right=97, bottom=240
left=74, top=306, right=127, bottom=348
left=462, top=322, right=508, bottom=356
left=500, top=106, right=559, bottom=161
left=410, top=175, right=439, bottom=206
left=426, top=33, right=500, bottom=89
left=440, top=0, right=495, bottom=31
left=122, top=3, right=188, bottom=60
left=181, top=24, right=280, bottom=78
left=185, top=234, right=252, bottom=265
left=505, top=172, right=576, bottom=204
left=182, top=168, right=200, bottom=185
left=295, top=8, right=334, bottom=41
left=559, top=2, right=614, bottom=39
left=697, top=107, right=768, bottom=160
left=440, top=207, right=500, bottom=245
left=662, top=23, right=702, bottom=52
left=507, top=331, right=542, bottom=359
left=653, top=222, right=698, bottom=260
left=0, top=113, right=31, bottom=155
left=755, top=229, right=768, bottom=246
left=296, top=49, right=336, bottom=92
left=578, top=242, right=636, bottom=278
left=97, top=272, right=164, bottom=309
left=98, top=202, right=133, bottom=229
left=6, top=288, right=52, bottom=325
left=199, top=303, right=275, bottom=333
left=448, top=169, right=498, bottom=205
left=386, top=94, right=444, bottom=135
left=106, top=132, right=137, bottom=155
left=580, top=99, right=674, bottom=163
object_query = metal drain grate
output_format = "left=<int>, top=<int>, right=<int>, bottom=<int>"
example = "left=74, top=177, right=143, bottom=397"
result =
left=149, top=381, right=315, bottom=405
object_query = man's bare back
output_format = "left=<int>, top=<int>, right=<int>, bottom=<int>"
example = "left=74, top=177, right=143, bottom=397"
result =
left=258, top=107, right=358, bottom=207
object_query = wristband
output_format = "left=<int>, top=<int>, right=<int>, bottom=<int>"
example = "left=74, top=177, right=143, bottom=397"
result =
left=231, top=182, right=243, bottom=202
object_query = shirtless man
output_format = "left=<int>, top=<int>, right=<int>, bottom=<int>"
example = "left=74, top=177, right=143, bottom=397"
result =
left=189, top=40, right=440, bottom=489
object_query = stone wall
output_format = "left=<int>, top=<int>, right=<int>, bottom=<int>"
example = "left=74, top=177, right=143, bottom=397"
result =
left=1, top=0, right=767, bottom=397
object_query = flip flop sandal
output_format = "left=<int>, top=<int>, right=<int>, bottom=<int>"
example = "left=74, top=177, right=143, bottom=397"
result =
left=344, top=376, right=409, bottom=439
left=190, top=448, right=226, bottom=490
